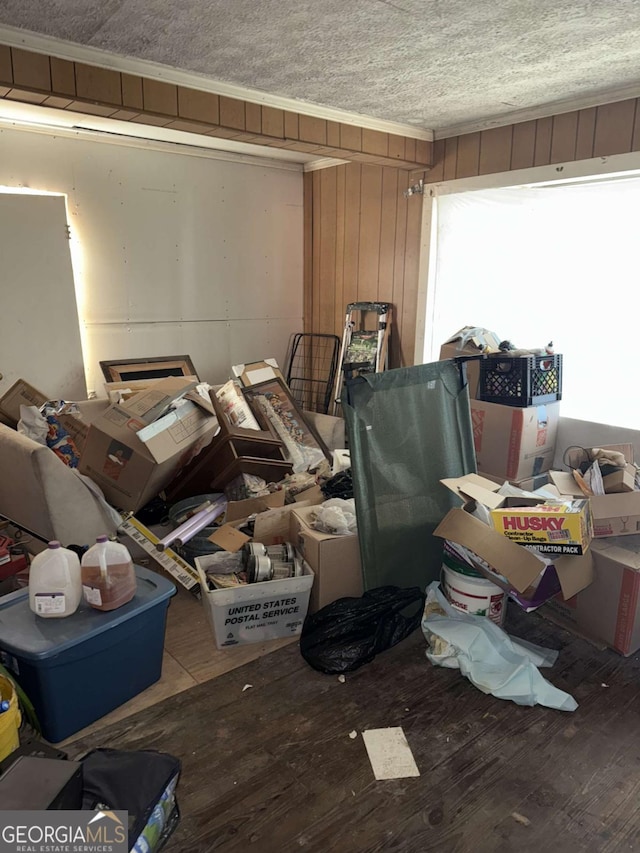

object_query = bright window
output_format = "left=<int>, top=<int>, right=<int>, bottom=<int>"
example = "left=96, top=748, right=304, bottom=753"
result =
left=424, top=178, right=640, bottom=428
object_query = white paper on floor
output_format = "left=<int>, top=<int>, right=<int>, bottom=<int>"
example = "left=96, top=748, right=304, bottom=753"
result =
left=362, top=727, right=420, bottom=780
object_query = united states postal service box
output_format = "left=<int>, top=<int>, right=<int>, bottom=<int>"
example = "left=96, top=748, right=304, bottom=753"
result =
left=291, top=505, right=363, bottom=613
left=439, top=327, right=501, bottom=398
left=471, top=399, right=560, bottom=481
left=80, top=400, right=217, bottom=512
left=195, top=506, right=313, bottom=649
left=544, top=534, right=640, bottom=655
left=550, top=445, right=640, bottom=538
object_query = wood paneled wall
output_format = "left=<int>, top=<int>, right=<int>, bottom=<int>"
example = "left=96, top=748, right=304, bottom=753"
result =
left=0, top=44, right=432, bottom=171
left=424, top=99, right=640, bottom=183
left=304, top=164, right=423, bottom=368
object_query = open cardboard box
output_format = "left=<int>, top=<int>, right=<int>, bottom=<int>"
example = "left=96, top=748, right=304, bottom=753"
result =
left=441, top=473, right=593, bottom=555
left=550, top=444, right=640, bottom=538
left=80, top=378, right=217, bottom=512
left=435, top=474, right=594, bottom=607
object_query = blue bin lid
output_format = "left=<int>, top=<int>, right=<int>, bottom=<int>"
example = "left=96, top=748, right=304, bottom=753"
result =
left=0, top=565, right=176, bottom=660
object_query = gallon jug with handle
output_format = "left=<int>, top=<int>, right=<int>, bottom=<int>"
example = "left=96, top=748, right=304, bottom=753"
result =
left=28, top=541, right=82, bottom=618
left=81, top=535, right=137, bottom=612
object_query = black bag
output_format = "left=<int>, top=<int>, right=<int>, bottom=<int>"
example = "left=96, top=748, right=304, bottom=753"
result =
left=80, top=748, right=181, bottom=852
left=300, top=585, right=426, bottom=674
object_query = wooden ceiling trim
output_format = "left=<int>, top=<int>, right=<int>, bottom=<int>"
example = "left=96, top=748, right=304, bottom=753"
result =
left=0, top=45, right=432, bottom=170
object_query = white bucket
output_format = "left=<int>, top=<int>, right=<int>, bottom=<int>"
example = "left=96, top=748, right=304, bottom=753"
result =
left=442, top=563, right=507, bottom=625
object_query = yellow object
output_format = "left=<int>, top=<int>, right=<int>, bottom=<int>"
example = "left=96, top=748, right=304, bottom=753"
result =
left=0, top=674, right=20, bottom=761
left=489, top=499, right=594, bottom=556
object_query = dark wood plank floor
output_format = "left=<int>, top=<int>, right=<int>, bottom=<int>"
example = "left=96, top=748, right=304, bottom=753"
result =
left=67, top=608, right=640, bottom=853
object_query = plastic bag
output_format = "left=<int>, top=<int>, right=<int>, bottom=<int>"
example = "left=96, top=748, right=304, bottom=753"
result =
left=422, top=583, right=577, bottom=712
left=300, top=585, right=425, bottom=674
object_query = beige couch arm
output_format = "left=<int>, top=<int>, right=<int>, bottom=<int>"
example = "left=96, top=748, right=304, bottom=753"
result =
left=0, top=424, right=118, bottom=547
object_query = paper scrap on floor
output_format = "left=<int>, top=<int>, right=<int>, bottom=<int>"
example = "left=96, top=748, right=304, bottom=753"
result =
left=362, top=727, right=420, bottom=780
left=422, top=583, right=577, bottom=712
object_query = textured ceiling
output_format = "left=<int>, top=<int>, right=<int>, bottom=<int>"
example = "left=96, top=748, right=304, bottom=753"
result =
left=2, top=0, right=640, bottom=132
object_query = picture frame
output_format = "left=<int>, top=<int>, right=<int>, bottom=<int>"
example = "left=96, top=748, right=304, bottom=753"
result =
left=242, top=378, right=332, bottom=472
left=99, top=355, right=199, bottom=383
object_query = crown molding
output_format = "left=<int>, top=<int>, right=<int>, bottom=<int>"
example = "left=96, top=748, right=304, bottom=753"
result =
left=0, top=24, right=434, bottom=142
left=435, top=82, right=640, bottom=139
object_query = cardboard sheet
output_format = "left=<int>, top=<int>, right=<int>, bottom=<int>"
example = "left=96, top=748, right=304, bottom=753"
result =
left=362, top=727, right=420, bottom=781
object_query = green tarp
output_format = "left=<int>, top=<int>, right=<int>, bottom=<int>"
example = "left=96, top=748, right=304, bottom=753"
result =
left=344, top=360, right=476, bottom=592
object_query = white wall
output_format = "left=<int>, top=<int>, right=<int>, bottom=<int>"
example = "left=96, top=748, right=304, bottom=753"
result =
left=0, top=126, right=303, bottom=397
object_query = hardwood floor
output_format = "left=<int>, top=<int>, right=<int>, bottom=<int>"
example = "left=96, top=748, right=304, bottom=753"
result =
left=64, top=605, right=640, bottom=853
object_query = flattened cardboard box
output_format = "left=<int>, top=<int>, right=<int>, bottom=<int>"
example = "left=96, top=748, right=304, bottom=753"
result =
left=544, top=535, right=640, bottom=656
left=80, top=400, right=217, bottom=512
left=471, top=399, right=560, bottom=481
left=551, top=445, right=640, bottom=538
left=291, top=505, right=363, bottom=613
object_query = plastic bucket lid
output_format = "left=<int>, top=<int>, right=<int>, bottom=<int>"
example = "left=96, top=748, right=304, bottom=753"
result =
left=0, top=674, right=20, bottom=761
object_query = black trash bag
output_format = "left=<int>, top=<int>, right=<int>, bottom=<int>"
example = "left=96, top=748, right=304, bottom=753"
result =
left=300, top=585, right=426, bottom=674
left=80, top=748, right=181, bottom=852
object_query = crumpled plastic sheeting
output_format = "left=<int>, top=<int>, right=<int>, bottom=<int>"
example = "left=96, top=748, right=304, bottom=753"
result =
left=311, top=498, right=357, bottom=535
left=422, top=583, right=577, bottom=712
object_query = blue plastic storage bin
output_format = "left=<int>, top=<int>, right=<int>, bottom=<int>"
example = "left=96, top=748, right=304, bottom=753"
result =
left=0, top=566, right=176, bottom=743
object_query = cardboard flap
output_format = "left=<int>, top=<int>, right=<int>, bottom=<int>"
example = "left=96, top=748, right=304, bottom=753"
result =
left=185, top=389, right=216, bottom=416
left=555, top=551, right=594, bottom=598
left=590, top=491, right=640, bottom=518
left=253, top=502, right=302, bottom=545
left=433, top=507, right=544, bottom=593
left=208, top=524, right=250, bottom=552
left=225, top=490, right=286, bottom=523
left=549, top=470, right=583, bottom=497
left=440, top=474, right=504, bottom=509
left=120, top=377, right=198, bottom=424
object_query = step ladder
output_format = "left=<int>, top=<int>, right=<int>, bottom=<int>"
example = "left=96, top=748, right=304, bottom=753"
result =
left=331, top=301, right=392, bottom=415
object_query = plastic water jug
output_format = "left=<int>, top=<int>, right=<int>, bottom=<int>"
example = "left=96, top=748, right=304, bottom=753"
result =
left=28, top=541, right=82, bottom=618
left=81, top=536, right=137, bottom=612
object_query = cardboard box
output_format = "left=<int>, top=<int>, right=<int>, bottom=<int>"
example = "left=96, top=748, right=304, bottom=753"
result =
left=602, top=463, right=637, bottom=494
left=196, top=557, right=314, bottom=649
left=550, top=445, right=640, bottom=538
left=544, top=535, right=640, bottom=655
left=195, top=506, right=313, bottom=648
left=439, top=327, right=501, bottom=398
left=471, top=399, right=560, bottom=481
left=490, top=499, right=593, bottom=556
left=56, top=399, right=110, bottom=457
left=79, top=400, right=218, bottom=512
left=291, top=505, right=363, bottom=613
left=0, top=379, right=48, bottom=426
left=437, top=474, right=594, bottom=601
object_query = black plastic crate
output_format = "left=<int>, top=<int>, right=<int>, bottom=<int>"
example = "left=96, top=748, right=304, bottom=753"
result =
left=479, top=353, right=562, bottom=407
